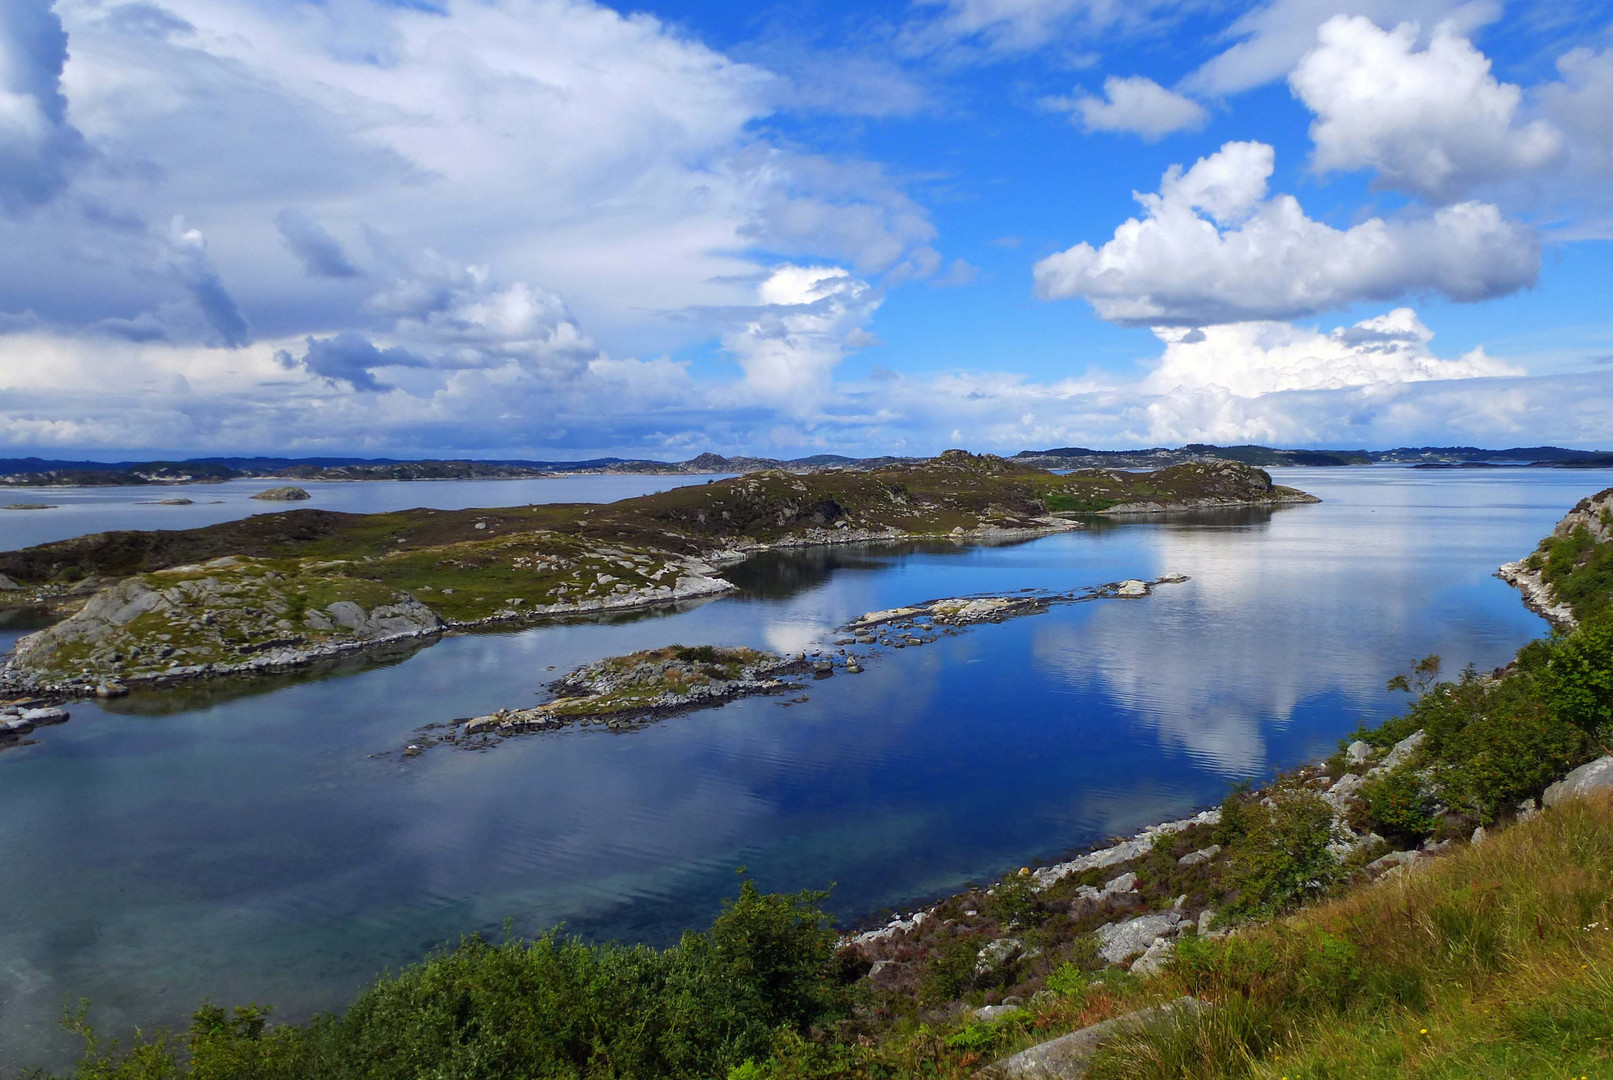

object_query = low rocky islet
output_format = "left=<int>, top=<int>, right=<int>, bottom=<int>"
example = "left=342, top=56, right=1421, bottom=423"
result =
left=411, top=574, right=1194, bottom=756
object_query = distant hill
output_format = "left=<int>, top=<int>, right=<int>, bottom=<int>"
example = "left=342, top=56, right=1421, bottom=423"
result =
left=0, top=452, right=922, bottom=487
left=3, top=444, right=1609, bottom=488
left=1015, top=444, right=1610, bottom=469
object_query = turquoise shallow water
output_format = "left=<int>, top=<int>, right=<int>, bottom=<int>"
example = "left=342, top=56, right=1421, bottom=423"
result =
left=1, top=466, right=1608, bottom=1071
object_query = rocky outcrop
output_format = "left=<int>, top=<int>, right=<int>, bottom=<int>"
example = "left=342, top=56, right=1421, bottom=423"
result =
left=1096, top=912, right=1186, bottom=965
left=1543, top=755, right=1613, bottom=808
left=974, top=997, right=1203, bottom=1080
left=1030, top=809, right=1221, bottom=890
left=0, top=703, right=69, bottom=745
left=1498, top=485, right=1613, bottom=629
left=1094, top=460, right=1320, bottom=515
left=452, top=646, right=803, bottom=741
left=1, top=561, right=443, bottom=693
left=1497, top=560, right=1577, bottom=629
left=250, top=486, right=311, bottom=501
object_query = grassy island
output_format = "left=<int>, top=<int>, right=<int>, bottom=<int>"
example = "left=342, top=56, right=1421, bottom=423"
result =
left=0, top=453, right=1314, bottom=694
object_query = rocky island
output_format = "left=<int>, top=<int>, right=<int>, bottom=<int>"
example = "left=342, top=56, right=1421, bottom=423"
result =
left=409, top=574, right=1191, bottom=755
left=0, top=453, right=1313, bottom=697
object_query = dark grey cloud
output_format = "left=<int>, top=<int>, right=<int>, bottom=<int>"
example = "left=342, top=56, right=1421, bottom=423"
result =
left=95, top=312, right=170, bottom=342
left=276, top=208, right=361, bottom=278
left=276, top=332, right=430, bottom=392
left=0, top=0, right=88, bottom=215
left=163, top=220, right=251, bottom=347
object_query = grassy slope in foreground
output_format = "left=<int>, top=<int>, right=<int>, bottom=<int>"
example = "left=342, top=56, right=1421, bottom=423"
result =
left=0, top=454, right=1313, bottom=692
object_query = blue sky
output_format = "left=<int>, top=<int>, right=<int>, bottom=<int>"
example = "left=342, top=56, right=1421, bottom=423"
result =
left=0, top=0, right=1610, bottom=459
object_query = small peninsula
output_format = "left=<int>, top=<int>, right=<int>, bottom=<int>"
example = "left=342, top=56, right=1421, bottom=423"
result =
left=0, top=453, right=1313, bottom=695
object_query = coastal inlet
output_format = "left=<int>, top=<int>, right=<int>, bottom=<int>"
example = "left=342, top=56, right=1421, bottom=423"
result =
left=402, top=575, right=1189, bottom=756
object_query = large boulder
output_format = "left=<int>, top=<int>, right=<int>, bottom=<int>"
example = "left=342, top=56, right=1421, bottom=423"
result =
left=1543, top=756, right=1613, bottom=808
left=975, top=997, right=1202, bottom=1079
left=1129, top=938, right=1175, bottom=977
left=1095, top=912, right=1183, bottom=965
left=1371, top=730, right=1425, bottom=774
left=975, top=937, right=1023, bottom=977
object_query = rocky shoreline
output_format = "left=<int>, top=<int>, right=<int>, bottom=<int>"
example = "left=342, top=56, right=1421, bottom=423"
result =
left=838, top=723, right=1603, bottom=1002
left=1496, top=558, right=1576, bottom=629
left=399, top=575, right=1190, bottom=757
left=1496, top=484, right=1611, bottom=632
left=0, top=520, right=1095, bottom=703
left=832, top=492, right=1613, bottom=1047
left=0, top=453, right=1318, bottom=751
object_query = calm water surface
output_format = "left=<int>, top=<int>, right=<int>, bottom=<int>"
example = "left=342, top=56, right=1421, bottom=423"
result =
left=1, top=466, right=1608, bottom=1070
left=0, top=474, right=726, bottom=552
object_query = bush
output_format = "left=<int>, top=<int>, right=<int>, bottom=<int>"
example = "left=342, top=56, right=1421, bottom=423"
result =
left=56, top=881, right=847, bottom=1080
left=1538, top=612, right=1613, bottom=736
left=1210, top=782, right=1255, bottom=848
left=1359, top=765, right=1436, bottom=845
left=919, top=935, right=982, bottom=1004
left=1219, top=784, right=1339, bottom=920
left=985, top=871, right=1039, bottom=928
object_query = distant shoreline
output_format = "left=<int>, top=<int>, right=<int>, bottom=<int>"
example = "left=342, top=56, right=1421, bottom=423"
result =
left=4, top=443, right=1611, bottom=489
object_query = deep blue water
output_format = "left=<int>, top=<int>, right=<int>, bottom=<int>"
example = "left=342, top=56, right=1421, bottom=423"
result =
left=1, top=466, right=1608, bottom=1071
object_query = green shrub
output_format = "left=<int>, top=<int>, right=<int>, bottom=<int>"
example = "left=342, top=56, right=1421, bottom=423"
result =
left=1537, top=525, right=1613, bottom=622
left=1359, top=765, right=1436, bottom=844
left=1210, top=782, right=1255, bottom=848
left=919, top=935, right=982, bottom=1004
left=1538, top=611, right=1613, bottom=735
left=1435, top=700, right=1589, bottom=823
left=985, top=872, right=1039, bottom=928
left=1044, top=960, right=1090, bottom=999
left=1218, top=784, right=1339, bottom=920
left=58, top=881, right=845, bottom=1080
left=943, top=1021, right=1001, bottom=1053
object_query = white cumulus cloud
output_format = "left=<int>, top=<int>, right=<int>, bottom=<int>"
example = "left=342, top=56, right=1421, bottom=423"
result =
left=1185, top=0, right=1498, bottom=96
left=1044, top=75, right=1208, bottom=140
left=1145, top=308, right=1520, bottom=397
left=722, top=265, right=881, bottom=408
left=1290, top=16, right=1562, bottom=202
left=1032, top=141, right=1539, bottom=325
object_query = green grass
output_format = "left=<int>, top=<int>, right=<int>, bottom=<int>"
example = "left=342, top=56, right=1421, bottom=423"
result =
left=1088, top=793, right=1613, bottom=1080
left=0, top=455, right=1312, bottom=589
